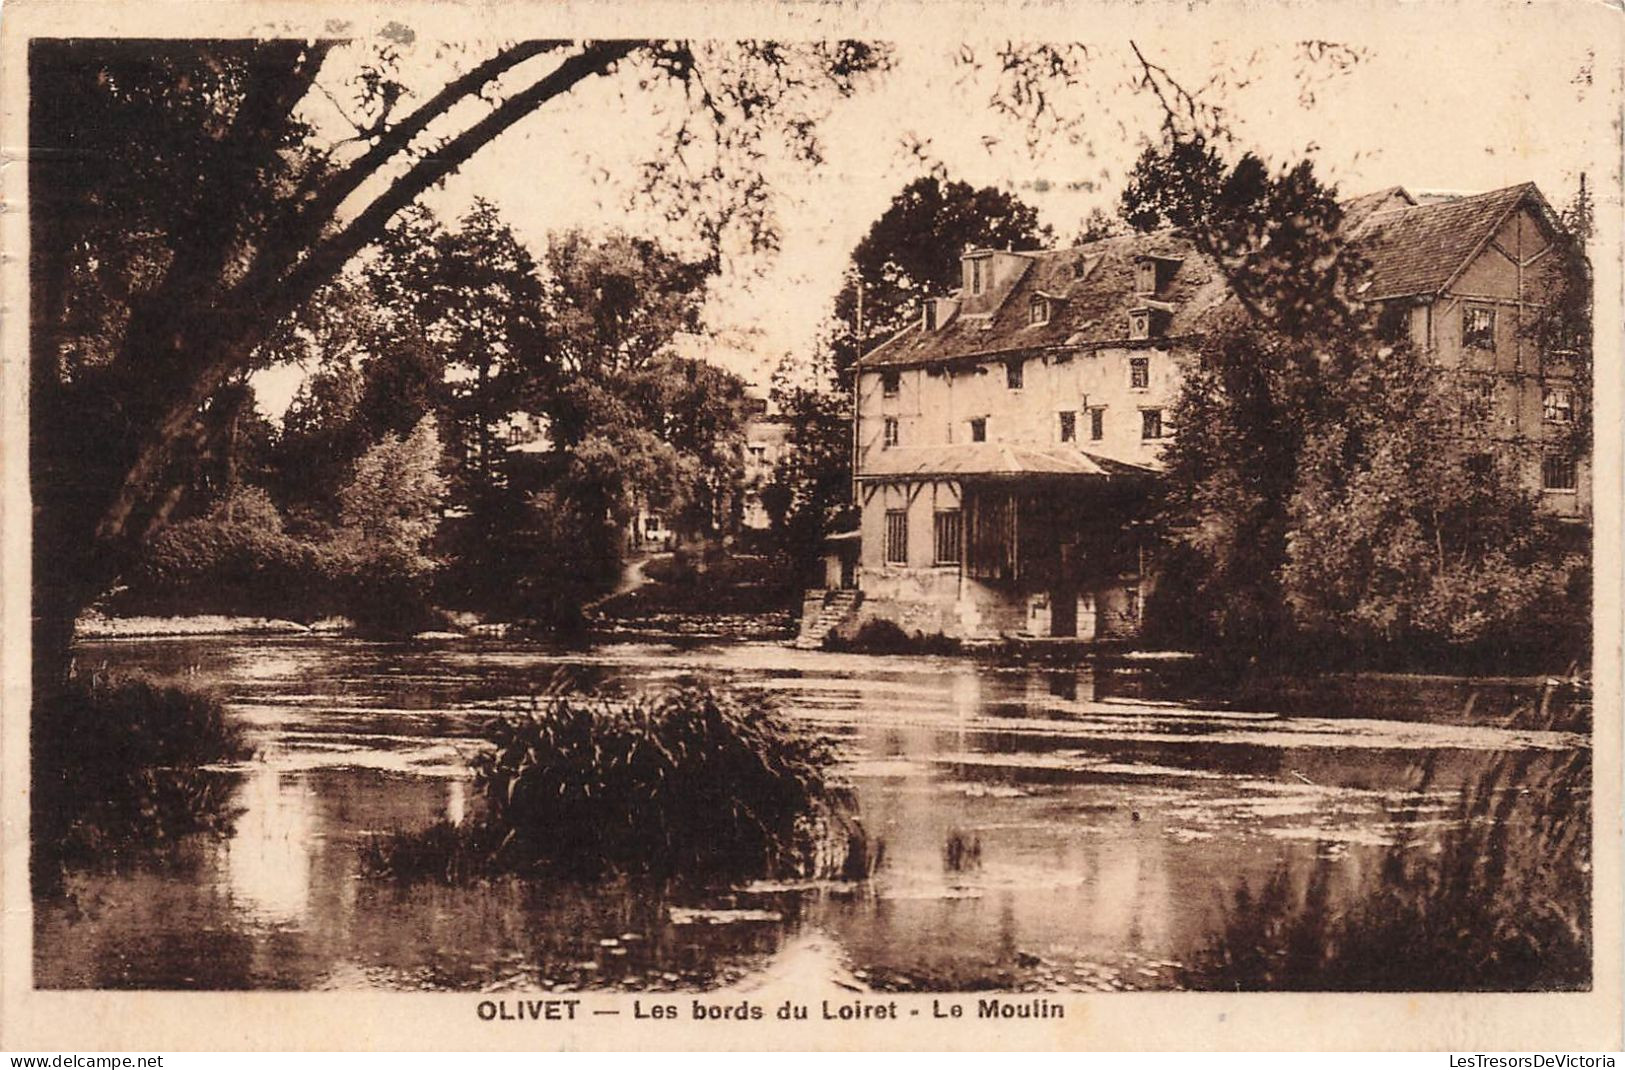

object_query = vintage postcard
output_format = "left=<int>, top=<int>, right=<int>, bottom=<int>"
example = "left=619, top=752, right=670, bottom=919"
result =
left=1, top=0, right=1620, bottom=1052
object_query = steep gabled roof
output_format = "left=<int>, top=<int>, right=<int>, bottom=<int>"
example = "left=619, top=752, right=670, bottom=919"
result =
left=1349, top=182, right=1551, bottom=300
left=855, top=181, right=1558, bottom=370
left=857, top=232, right=1230, bottom=370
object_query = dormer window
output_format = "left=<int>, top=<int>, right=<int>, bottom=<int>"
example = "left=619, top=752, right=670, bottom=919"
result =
left=1135, top=259, right=1157, bottom=294
left=1129, top=310, right=1151, bottom=340
left=1029, top=295, right=1049, bottom=326
left=923, top=301, right=937, bottom=331
left=969, top=256, right=988, bottom=296
left=1134, top=255, right=1182, bottom=295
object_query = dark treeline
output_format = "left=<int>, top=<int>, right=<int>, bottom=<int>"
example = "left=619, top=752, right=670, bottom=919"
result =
left=109, top=202, right=752, bottom=632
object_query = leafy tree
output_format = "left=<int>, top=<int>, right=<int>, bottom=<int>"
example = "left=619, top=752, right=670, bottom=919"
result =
left=1127, top=134, right=1588, bottom=663
left=829, top=175, right=1053, bottom=375
left=1525, top=181, right=1594, bottom=458
left=764, top=348, right=856, bottom=585
left=271, top=357, right=370, bottom=516
left=1073, top=205, right=1128, bottom=244
left=1281, top=345, right=1580, bottom=654
left=378, top=200, right=549, bottom=495
left=30, top=36, right=888, bottom=691
left=337, top=416, right=448, bottom=556
left=542, top=229, right=714, bottom=446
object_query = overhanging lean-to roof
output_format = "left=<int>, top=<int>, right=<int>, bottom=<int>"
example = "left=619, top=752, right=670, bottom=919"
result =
left=857, top=443, right=1160, bottom=482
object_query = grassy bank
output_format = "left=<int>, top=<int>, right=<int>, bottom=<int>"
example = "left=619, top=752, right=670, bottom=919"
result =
left=361, top=684, right=869, bottom=884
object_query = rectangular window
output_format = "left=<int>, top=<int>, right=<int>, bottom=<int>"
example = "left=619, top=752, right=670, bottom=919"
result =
left=885, top=509, right=909, bottom=564
left=1006, top=359, right=1024, bottom=390
left=1463, top=304, right=1497, bottom=350
left=1461, top=376, right=1496, bottom=425
left=882, top=370, right=900, bottom=397
left=1058, top=411, right=1076, bottom=443
left=1543, top=386, right=1574, bottom=424
left=1029, top=295, right=1049, bottom=326
left=1130, top=356, right=1150, bottom=390
left=1124, top=586, right=1141, bottom=622
left=1129, top=311, right=1150, bottom=340
left=933, top=510, right=963, bottom=565
left=1543, top=454, right=1578, bottom=492
left=883, top=416, right=899, bottom=448
left=970, top=258, right=985, bottom=295
left=1089, top=407, right=1104, bottom=441
left=970, top=417, right=987, bottom=442
left=1141, top=409, right=1164, bottom=440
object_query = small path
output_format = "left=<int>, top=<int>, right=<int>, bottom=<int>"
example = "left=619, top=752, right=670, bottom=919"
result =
left=584, top=552, right=669, bottom=612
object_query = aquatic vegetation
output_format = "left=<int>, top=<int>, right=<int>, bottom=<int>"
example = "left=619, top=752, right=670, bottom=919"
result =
left=1183, top=750, right=1591, bottom=991
left=362, top=684, right=869, bottom=883
left=823, top=618, right=961, bottom=655
left=32, top=671, right=253, bottom=889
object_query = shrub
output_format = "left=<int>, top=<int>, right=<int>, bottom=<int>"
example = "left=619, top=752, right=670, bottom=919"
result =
left=363, top=684, right=866, bottom=882
left=32, top=672, right=253, bottom=885
left=823, top=618, right=961, bottom=655
left=1183, top=750, right=1591, bottom=991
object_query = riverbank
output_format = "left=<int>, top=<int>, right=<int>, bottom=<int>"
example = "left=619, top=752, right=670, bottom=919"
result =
left=75, top=612, right=351, bottom=640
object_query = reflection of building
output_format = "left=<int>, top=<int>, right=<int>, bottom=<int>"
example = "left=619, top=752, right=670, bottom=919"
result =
left=818, top=182, right=1585, bottom=643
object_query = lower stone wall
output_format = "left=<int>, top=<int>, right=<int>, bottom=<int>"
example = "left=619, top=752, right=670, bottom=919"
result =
left=848, top=571, right=1151, bottom=642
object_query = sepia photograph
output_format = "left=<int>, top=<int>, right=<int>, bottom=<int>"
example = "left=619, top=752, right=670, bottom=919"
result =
left=2, top=0, right=1620, bottom=1052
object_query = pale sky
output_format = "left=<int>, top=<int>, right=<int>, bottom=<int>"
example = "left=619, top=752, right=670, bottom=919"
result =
left=253, top=8, right=1617, bottom=416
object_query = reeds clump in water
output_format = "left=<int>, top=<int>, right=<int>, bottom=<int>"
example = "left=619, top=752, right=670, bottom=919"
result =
left=33, top=670, right=253, bottom=886
left=1184, top=750, right=1591, bottom=991
left=363, top=684, right=867, bottom=883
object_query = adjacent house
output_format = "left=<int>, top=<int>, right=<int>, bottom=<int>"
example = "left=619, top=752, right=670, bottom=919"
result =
left=740, top=401, right=792, bottom=531
left=816, top=181, right=1586, bottom=644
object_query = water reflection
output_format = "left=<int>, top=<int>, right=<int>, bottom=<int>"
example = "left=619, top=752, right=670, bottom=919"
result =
left=225, top=768, right=314, bottom=928
left=36, top=636, right=1585, bottom=991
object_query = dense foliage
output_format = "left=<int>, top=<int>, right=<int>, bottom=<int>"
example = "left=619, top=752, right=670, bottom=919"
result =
left=1128, top=138, right=1589, bottom=665
left=29, top=37, right=889, bottom=692
left=32, top=672, right=252, bottom=887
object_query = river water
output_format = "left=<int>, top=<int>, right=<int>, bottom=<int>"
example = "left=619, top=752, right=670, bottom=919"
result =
left=35, top=636, right=1585, bottom=991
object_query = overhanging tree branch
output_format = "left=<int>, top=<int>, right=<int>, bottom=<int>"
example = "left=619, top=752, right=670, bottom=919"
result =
left=94, top=40, right=643, bottom=548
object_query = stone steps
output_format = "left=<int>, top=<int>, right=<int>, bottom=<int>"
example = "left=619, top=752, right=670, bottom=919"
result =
left=794, top=589, right=863, bottom=649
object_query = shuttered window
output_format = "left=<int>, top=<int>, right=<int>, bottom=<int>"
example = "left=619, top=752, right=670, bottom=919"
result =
left=885, top=509, right=909, bottom=564
left=934, top=510, right=962, bottom=565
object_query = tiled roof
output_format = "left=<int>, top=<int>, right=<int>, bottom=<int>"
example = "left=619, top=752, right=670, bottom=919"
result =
left=856, top=232, right=1231, bottom=370
left=857, top=443, right=1158, bottom=480
left=1349, top=182, right=1542, bottom=300
left=856, top=182, right=1553, bottom=369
